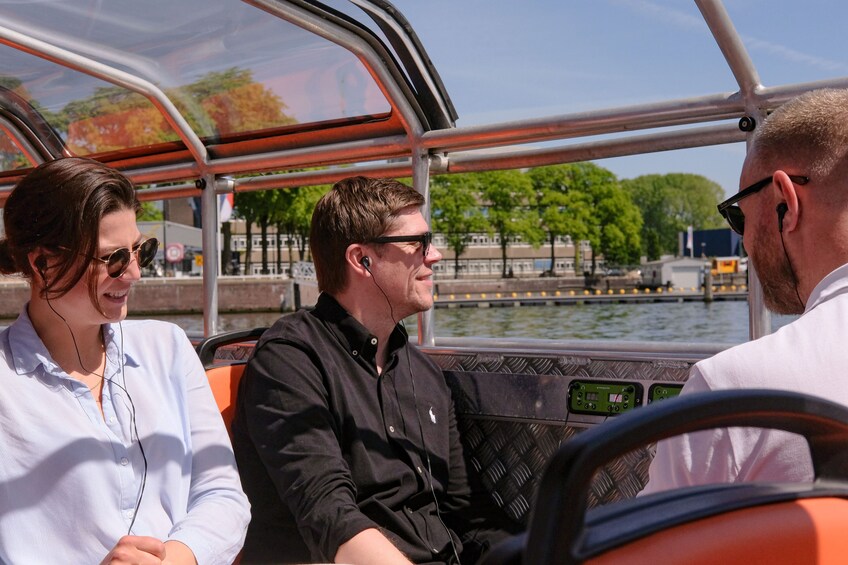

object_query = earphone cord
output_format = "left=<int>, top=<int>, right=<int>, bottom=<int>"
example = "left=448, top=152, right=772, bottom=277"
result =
left=46, top=297, right=148, bottom=535
left=366, top=266, right=462, bottom=564
left=779, top=229, right=805, bottom=311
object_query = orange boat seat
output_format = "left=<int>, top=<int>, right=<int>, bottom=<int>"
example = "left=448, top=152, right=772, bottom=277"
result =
left=205, top=362, right=246, bottom=435
left=196, top=327, right=267, bottom=435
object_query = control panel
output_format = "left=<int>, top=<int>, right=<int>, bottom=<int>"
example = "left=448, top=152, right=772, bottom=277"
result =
left=568, top=380, right=643, bottom=416
left=648, top=383, right=684, bottom=403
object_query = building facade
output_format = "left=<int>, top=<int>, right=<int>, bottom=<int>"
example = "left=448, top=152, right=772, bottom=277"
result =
left=226, top=219, right=599, bottom=278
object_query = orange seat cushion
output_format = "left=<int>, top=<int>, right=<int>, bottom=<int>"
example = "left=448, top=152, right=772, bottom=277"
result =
left=205, top=363, right=246, bottom=435
left=588, top=497, right=848, bottom=565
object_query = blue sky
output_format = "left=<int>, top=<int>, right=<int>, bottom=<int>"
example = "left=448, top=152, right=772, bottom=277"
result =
left=392, top=0, right=848, bottom=198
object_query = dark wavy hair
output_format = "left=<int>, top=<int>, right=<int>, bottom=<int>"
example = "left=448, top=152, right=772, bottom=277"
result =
left=310, top=176, right=424, bottom=295
left=0, top=157, right=141, bottom=305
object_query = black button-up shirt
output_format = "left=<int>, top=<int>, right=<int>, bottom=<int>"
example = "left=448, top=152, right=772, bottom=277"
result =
left=232, top=293, right=473, bottom=563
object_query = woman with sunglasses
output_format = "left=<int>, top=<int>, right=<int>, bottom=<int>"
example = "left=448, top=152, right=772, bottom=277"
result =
left=0, top=158, right=249, bottom=564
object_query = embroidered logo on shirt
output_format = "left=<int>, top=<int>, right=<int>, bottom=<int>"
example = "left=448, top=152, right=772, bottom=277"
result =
left=429, top=407, right=436, bottom=424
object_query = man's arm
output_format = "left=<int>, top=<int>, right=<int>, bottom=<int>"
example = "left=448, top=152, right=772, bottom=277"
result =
left=241, top=340, right=380, bottom=561
left=334, top=529, right=413, bottom=565
left=441, top=384, right=471, bottom=513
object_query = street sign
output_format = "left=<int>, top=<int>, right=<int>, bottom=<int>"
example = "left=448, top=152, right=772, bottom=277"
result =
left=165, top=243, right=184, bottom=263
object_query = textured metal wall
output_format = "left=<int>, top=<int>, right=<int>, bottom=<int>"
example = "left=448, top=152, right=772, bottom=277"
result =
left=427, top=348, right=697, bottom=525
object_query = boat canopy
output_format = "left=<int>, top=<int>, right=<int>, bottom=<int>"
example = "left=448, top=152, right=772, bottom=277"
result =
left=0, top=0, right=846, bottom=337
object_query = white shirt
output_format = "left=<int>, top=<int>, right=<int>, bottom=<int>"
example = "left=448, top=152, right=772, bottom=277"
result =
left=0, top=308, right=249, bottom=564
left=642, top=263, right=848, bottom=494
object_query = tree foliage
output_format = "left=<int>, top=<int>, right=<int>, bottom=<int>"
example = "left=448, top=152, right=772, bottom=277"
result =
left=137, top=202, right=163, bottom=221
left=234, top=190, right=280, bottom=274
left=273, top=184, right=330, bottom=274
left=431, top=174, right=488, bottom=278
left=528, top=164, right=594, bottom=275
left=56, top=67, right=296, bottom=154
left=478, top=170, right=541, bottom=278
left=622, top=173, right=725, bottom=260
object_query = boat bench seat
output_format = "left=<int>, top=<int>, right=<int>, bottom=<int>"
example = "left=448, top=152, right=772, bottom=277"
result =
left=196, top=330, right=697, bottom=530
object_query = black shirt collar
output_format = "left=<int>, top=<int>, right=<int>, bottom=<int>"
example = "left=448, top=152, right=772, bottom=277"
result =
left=315, top=293, right=409, bottom=368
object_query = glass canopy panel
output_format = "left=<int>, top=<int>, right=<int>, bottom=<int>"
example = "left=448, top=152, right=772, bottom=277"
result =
left=391, top=1, right=739, bottom=126
left=0, top=0, right=390, bottom=154
left=0, top=127, right=32, bottom=171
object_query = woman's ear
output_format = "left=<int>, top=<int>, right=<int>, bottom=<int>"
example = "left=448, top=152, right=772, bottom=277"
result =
left=27, top=250, right=49, bottom=284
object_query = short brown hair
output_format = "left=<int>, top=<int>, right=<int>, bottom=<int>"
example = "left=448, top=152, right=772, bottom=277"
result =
left=0, top=157, right=141, bottom=306
left=309, top=176, right=424, bottom=295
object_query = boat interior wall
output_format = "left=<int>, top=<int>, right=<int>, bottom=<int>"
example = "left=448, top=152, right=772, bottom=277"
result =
left=428, top=344, right=707, bottom=525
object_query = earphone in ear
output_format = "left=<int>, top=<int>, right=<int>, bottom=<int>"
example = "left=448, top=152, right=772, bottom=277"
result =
left=34, top=255, right=47, bottom=279
left=776, top=202, right=788, bottom=233
left=360, top=256, right=371, bottom=269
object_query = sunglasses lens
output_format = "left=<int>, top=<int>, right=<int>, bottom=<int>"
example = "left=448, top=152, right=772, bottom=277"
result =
left=105, top=239, right=159, bottom=277
left=422, top=232, right=432, bottom=256
left=106, top=248, right=131, bottom=278
left=726, top=207, right=745, bottom=235
left=138, top=238, right=159, bottom=268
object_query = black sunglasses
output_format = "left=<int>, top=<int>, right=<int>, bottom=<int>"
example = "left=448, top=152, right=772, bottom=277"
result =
left=717, top=175, right=808, bottom=235
left=370, top=231, right=433, bottom=257
left=90, top=237, right=159, bottom=278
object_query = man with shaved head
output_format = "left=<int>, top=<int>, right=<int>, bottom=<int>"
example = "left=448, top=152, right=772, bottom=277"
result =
left=644, top=88, right=848, bottom=492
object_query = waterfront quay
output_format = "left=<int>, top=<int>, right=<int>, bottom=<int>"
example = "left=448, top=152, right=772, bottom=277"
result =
left=434, top=285, right=747, bottom=308
left=0, top=275, right=747, bottom=319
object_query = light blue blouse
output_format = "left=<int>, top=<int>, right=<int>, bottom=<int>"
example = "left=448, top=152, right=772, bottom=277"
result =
left=0, top=307, right=249, bottom=564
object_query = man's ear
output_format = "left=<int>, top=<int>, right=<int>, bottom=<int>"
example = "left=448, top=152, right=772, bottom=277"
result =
left=772, top=171, right=800, bottom=233
left=345, top=244, right=370, bottom=275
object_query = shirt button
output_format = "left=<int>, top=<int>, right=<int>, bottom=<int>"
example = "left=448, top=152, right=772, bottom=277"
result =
left=125, top=509, right=135, bottom=519
left=389, top=426, right=395, bottom=433
left=352, top=350, right=358, bottom=356
left=370, top=338, right=377, bottom=345
left=120, top=458, right=129, bottom=466
left=109, top=416, right=116, bottom=424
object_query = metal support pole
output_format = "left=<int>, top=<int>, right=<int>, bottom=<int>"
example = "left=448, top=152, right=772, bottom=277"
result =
left=200, top=173, right=220, bottom=337
left=412, top=149, right=434, bottom=346
left=744, top=111, right=770, bottom=341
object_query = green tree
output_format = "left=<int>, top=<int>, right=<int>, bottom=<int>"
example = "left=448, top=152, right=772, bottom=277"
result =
left=274, top=184, right=329, bottom=275
left=137, top=202, right=163, bottom=221
left=479, top=170, right=542, bottom=278
left=563, top=163, right=642, bottom=273
left=234, top=190, right=280, bottom=274
left=528, top=165, right=594, bottom=275
left=431, top=174, right=487, bottom=278
left=622, top=173, right=725, bottom=260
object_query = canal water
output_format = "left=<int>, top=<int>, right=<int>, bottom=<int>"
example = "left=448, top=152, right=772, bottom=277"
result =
left=127, top=300, right=796, bottom=345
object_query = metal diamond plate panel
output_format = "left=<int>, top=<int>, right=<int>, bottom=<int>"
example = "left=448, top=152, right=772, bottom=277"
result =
left=458, top=417, right=653, bottom=525
left=430, top=348, right=689, bottom=525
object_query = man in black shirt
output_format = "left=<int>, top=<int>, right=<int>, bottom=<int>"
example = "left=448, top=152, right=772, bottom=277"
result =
left=232, top=177, right=514, bottom=564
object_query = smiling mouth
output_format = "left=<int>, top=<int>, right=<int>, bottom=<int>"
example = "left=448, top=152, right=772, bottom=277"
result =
left=104, top=290, right=129, bottom=300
